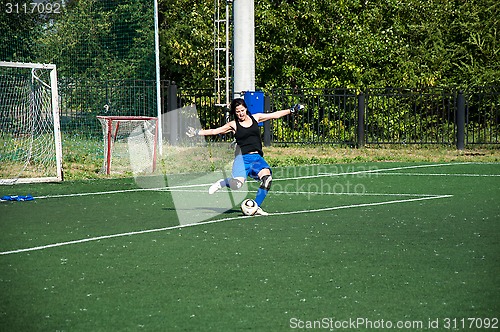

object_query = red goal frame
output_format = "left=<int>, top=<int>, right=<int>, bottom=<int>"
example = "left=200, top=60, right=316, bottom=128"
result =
left=97, top=116, right=158, bottom=175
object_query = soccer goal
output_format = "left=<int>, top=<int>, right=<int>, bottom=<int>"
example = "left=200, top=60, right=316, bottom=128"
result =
left=0, top=61, right=63, bottom=185
left=97, top=116, right=158, bottom=175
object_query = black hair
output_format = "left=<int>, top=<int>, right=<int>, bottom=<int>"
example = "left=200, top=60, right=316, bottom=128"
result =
left=230, top=98, right=249, bottom=116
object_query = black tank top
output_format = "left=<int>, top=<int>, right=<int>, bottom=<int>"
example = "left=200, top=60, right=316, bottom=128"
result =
left=235, top=115, right=263, bottom=156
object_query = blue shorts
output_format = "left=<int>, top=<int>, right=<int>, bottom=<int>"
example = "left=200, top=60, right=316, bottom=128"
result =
left=232, top=154, right=271, bottom=181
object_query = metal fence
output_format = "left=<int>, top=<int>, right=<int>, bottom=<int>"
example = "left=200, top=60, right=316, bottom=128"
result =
left=465, top=86, right=499, bottom=145
left=266, top=86, right=499, bottom=147
left=362, top=88, right=457, bottom=145
left=268, top=88, right=358, bottom=145
left=58, top=79, right=158, bottom=138
left=56, top=80, right=499, bottom=148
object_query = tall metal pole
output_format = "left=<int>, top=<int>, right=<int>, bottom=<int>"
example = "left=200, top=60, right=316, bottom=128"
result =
left=233, top=0, right=255, bottom=98
left=456, top=91, right=465, bottom=150
left=154, top=0, right=163, bottom=155
left=357, top=93, right=365, bottom=148
left=225, top=1, right=231, bottom=106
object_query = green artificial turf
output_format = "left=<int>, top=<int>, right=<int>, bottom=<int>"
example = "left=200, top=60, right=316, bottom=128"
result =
left=1, top=162, right=499, bottom=331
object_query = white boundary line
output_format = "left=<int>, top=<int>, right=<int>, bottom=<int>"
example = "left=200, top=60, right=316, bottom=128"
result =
left=311, top=162, right=477, bottom=179
left=23, top=188, right=444, bottom=201
left=10, top=183, right=207, bottom=201
left=0, top=163, right=476, bottom=253
left=0, top=194, right=452, bottom=256
left=269, top=194, right=453, bottom=216
left=363, top=172, right=500, bottom=177
left=165, top=189, right=441, bottom=197
left=1, top=162, right=480, bottom=202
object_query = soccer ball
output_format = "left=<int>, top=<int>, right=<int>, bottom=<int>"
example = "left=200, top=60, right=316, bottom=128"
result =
left=240, top=199, right=259, bottom=216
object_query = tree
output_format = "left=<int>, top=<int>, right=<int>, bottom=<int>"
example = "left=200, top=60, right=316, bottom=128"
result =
left=0, top=4, right=47, bottom=62
left=255, top=0, right=499, bottom=89
left=158, top=0, right=213, bottom=86
left=448, top=0, right=499, bottom=86
left=37, top=0, right=155, bottom=80
left=6, top=0, right=496, bottom=88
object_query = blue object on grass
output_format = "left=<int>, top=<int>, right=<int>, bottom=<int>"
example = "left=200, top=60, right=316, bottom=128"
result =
left=1, top=195, right=35, bottom=201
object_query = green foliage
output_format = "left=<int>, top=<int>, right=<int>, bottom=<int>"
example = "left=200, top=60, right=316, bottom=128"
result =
left=272, top=108, right=356, bottom=144
left=364, top=89, right=459, bottom=144
left=156, top=0, right=499, bottom=89
left=158, top=0, right=214, bottom=86
left=255, top=0, right=499, bottom=89
left=1, top=0, right=155, bottom=80
left=3, top=0, right=497, bottom=88
left=0, top=6, right=41, bottom=62
left=39, top=0, right=155, bottom=80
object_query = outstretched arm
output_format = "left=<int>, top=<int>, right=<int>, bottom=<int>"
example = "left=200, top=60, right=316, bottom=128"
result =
left=187, top=121, right=235, bottom=137
left=253, top=104, right=304, bottom=122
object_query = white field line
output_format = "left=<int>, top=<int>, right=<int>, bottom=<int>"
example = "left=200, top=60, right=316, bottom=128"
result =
left=269, top=194, right=453, bottom=217
left=0, top=194, right=452, bottom=256
left=3, top=162, right=473, bottom=201
left=165, top=189, right=441, bottom=197
left=311, top=162, right=475, bottom=179
left=363, top=172, right=500, bottom=177
left=17, top=183, right=207, bottom=201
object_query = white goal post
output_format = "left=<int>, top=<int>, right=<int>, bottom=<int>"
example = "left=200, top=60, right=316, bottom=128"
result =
left=0, top=61, right=64, bottom=185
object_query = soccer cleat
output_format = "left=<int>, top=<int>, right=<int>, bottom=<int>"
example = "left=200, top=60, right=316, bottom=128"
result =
left=254, top=207, right=269, bottom=216
left=208, top=179, right=224, bottom=194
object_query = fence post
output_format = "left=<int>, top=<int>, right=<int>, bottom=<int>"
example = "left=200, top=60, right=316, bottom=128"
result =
left=456, top=90, right=465, bottom=150
left=263, top=95, right=271, bottom=147
left=357, top=92, right=365, bottom=148
left=167, top=81, right=178, bottom=145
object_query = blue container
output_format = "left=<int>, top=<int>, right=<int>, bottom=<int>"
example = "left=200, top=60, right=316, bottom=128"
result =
left=244, top=91, right=265, bottom=126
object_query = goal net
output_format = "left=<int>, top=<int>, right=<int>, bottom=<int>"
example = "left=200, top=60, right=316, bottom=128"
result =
left=0, top=62, right=63, bottom=185
left=97, top=116, right=158, bottom=175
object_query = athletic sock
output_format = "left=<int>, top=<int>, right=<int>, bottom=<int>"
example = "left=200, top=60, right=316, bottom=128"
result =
left=255, top=187, right=268, bottom=206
